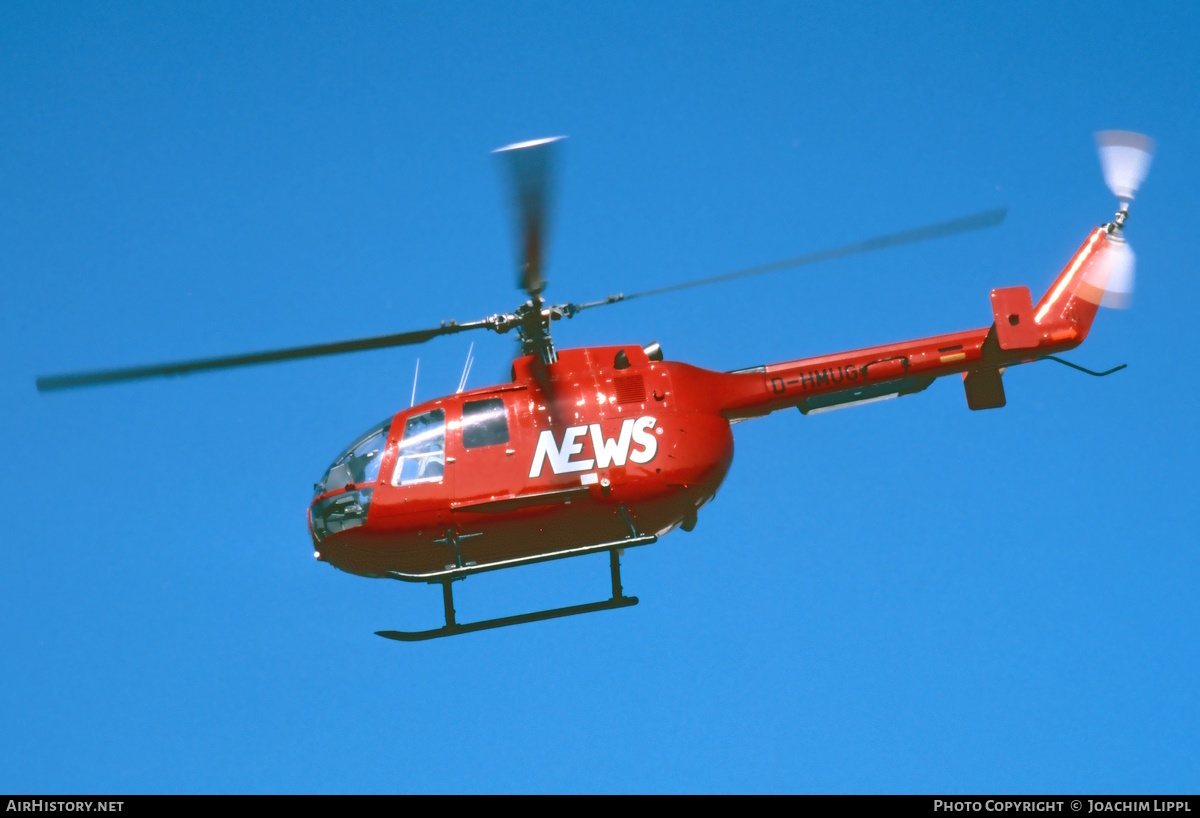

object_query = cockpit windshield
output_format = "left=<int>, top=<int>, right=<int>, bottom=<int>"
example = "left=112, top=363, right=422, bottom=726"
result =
left=314, top=417, right=392, bottom=498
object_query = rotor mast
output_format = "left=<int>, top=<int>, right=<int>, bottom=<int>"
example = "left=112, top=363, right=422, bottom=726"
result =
left=494, top=136, right=565, bottom=365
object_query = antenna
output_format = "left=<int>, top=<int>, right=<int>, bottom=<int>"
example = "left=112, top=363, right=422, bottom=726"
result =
left=410, top=358, right=420, bottom=407
left=456, top=342, right=475, bottom=394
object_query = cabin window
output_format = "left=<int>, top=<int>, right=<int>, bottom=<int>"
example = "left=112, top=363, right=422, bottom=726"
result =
left=462, top=398, right=510, bottom=449
left=392, top=408, right=446, bottom=485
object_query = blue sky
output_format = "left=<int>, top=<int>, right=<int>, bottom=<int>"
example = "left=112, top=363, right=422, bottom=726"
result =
left=2, top=2, right=1197, bottom=794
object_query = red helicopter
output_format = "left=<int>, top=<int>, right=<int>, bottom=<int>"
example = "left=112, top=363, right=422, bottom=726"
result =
left=36, top=132, right=1153, bottom=641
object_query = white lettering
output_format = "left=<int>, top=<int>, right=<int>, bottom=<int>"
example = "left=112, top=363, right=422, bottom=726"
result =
left=558, top=426, right=594, bottom=473
left=590, top=419, right=635, bottom=468
left=529, top=431, right=557, bottom=478
left=529, top=425, right=595, bottom=478
left=531, top=416, right=660, bottom=476
left=629, top=416, right=658, bottom=464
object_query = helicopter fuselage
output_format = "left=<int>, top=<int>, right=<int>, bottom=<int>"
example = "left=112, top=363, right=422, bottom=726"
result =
left=309, top=344, right=735, bottom=579
left=310, top=226, right=1108, bottom=582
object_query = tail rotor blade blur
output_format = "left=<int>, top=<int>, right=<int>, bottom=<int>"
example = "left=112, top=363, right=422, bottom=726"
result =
left=494, top=136, right=565, bottom=298
left=1101, top=239, right=1136, bottom=309
left=1082, top=235, right=1136, bottom=310
left=1096, top=131, right=1155, bottom=204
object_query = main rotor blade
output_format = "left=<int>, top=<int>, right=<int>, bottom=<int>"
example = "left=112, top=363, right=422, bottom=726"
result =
left=36, top=319, right=492, bottom=392
left=571, top=207, right=1007, bottom=311
left=494, top=136, right=564, bottom=298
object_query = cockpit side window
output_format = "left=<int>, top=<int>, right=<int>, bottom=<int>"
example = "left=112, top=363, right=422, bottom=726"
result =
left=462, top=398, right=510, bottom=449
left=392, top=408, right=446, bottom=486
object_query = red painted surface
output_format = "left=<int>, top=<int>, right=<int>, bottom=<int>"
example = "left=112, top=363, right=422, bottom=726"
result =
left=311, top=227, right=1117, bottom=579
left=990, top=286, right=1039, bottom=350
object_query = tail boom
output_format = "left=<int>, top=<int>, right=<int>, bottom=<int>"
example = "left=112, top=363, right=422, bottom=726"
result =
left=688, top=227, right=1117, bottom=419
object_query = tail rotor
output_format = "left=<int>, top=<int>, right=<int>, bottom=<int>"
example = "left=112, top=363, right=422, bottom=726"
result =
left=1083, top=130, right=1155, bottom=309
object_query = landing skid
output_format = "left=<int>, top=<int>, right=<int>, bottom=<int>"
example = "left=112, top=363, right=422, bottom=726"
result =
left=376, top=541, right=650, bottom=642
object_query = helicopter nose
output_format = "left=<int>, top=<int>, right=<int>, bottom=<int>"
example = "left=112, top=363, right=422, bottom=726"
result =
left=309, top=487, right=375, bottom=545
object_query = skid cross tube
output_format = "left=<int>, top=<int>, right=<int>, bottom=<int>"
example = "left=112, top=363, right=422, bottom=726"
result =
left=377, top=546, right=640, bottom=642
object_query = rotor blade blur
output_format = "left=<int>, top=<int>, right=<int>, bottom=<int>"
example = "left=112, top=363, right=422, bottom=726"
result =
left=494, top=136, right=564, bottom=297
left=36, top=320, right=491, bottom=392
left=1080, top=235, right=1136, bottom=310
left=1096, top=131, right=1155, bottom=203
left=573, top=207, right=1007, bottom=311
